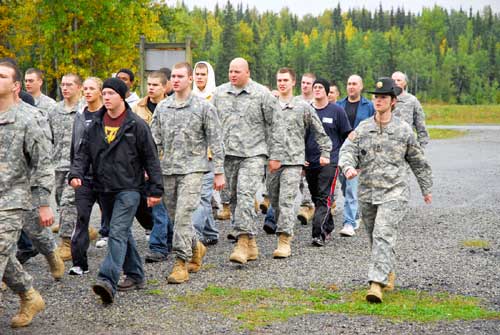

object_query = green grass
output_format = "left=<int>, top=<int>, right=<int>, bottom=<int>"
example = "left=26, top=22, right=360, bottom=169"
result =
left=424, top=104, right=500, bottom=125
left=176, top=285, right=500, bottom=330
left=146, top=289, right=165, bottom=296
left=462, top=239, right=490, bottom=248
left=428, top=128, right=467, bottom=139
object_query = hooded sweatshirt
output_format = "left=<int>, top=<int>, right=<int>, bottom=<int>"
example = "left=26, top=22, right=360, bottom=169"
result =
left=192, top=61, right=216, bottom=101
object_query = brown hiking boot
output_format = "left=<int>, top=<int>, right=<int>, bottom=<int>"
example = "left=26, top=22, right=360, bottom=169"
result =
left=229, top=234, right=250, bottom=264
left=188, top=241, right=207, bottom=273
left=45, top=251, right=64, bottom=280
left=215, top=203, right=231, bottom=221
left=297, top=206, right=314, bottom=225
left=167, top=258, right=189, bottom=284
left=247, top=237, right=259, bottom=261
left=56, top=238, right=72, bottom=261
left=11, top=288, right=45, bottom=328
left=272, top=234, right=292, bottom=258
left=384, top=272, right=396, bottom=291
left=259, top=196, right=270, bottom=214
left=88, top=226, right=99, bottom=241
left=366, top=282, right=383, bottom=303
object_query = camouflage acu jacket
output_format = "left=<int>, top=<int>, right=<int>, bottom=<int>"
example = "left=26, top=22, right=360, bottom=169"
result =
left=212, top=80, right=280, bottom=158
left=393, top=92, right=429, bottom=148
left=0, top=102, right=53, bottom=210
left=270, top=96, right=331, bottom=166
left=339, top=116, right=432, bottom=204
left=151, top=93, right=224, bottom=176
left=48, top=99, right=84, bottom=170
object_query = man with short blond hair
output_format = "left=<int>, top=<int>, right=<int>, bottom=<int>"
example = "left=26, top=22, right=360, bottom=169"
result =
left=152, top=61, right=225, bottom=283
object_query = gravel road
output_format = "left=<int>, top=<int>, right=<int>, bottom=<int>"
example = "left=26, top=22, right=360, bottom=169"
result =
left=1, top=128, right=499, bottom=334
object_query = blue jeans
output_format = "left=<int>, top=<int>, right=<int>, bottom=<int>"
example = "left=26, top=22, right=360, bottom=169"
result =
left=17, top=230, right=34, bottom=251
left=192, top=171, right=218, bottom=240
left=341, top=174, right=359, bottom=228
left=264, top=205, right=276, bottom=225
left=148, top=202, right=173, bottom=254
left=97, top=191, right=144, bottom=295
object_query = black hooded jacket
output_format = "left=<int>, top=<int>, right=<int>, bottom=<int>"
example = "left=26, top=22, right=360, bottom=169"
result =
left=69, top=105, right=163, bottom=197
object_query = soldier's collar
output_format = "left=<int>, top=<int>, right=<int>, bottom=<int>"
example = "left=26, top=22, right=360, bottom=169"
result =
left=228, top=80, right=254, bottom=95
left=165, top=92, right=194, bottom=109
left=368, top=115, right=396, bottom=134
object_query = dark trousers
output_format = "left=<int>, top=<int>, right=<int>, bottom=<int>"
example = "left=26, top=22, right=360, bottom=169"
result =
left=305, top=164, right=337, bottom=239
left=72, top=181, right=100, bottom=270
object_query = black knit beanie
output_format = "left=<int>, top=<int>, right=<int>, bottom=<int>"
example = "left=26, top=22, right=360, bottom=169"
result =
left=103, top=78, right=128, bottom=100
left=313, top=78, right=330, bottom=95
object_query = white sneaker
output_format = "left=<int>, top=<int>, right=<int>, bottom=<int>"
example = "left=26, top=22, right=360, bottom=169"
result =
left=145, top=230, right=151, bottom=242
left=69, top=266, right=89, bottom=276
left=96, top=237, right=108, bottom=248
left=340, top=224, right=355, bottom=237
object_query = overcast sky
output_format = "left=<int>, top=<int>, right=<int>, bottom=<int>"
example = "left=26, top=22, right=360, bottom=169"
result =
left=170, top=0, right=498, bottom=16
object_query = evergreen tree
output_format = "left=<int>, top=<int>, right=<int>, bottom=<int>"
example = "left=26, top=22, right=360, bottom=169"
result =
left=215, top=1, right=237, bottom=84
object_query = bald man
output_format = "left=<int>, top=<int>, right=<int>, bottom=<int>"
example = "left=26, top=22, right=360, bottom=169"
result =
left=212, top=57, right=282, bottom=264
left=391, top=71, right=429, bottom=148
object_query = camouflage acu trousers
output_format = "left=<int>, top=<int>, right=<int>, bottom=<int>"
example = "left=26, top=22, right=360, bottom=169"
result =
left=299, top=175, right=313, bottom=207
left=55, top=170, right=77, bottom=239
left=22, top=209, right=57, bottom=255
left=266, top=166, right=302, bottom=236
left=225, top=155, right=267, bottom=236
left=0, top=210, right=33, bottom=293
left=162, top=173, right=204, bottom=261
left=359, top=200, right=408, bottom=286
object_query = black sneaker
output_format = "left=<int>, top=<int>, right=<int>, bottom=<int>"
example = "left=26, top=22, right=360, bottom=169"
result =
left=201, top=238, right=219, bottom=246
left=227, top=232, right=237, bottom=243
left=312, top=237, right=325, bottom=247
left=92, top=281, right=114, bottom=305
left=145, top=251, right=169, bottom=263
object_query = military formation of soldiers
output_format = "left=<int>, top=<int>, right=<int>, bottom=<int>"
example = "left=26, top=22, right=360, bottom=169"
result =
left=0, top=55, right=432, bottom=328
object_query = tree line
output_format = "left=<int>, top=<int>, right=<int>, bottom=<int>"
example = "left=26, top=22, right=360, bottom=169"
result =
left=1, top=1, right=498, bottom=104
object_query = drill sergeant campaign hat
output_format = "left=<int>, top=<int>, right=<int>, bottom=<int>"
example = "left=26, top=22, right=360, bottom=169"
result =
left=366, top=77, right=401, bottom=97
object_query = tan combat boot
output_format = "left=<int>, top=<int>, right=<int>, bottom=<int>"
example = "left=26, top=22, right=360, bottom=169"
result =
left=56, top=238, right=72, bottom=261
left=45, top=251, right=65, bottom=280
left=88, top=226, right=99, bottom=241
left=51, top=224, right=60, bottom=234
left=384, top=272, right=396, bottom=291
left=247, top=236, right=259, bottom=261
left=167, top=258, right=189, bottom=284
left=11, top=288, right=45, bottom=328
left=366, top=282, right=383, bottom=303
left=229, top=234, right=250, bottom=264
left=215, top=203, right=231, bottom=221
left=254, top=198, right=260, bottom=213
left=188, top=241, right=207, bottom=273
left=259, top=196, right=270, bottom=214
left=297, top=206, right=314, bottom=225
left=272, top=234, right=292, bottom=258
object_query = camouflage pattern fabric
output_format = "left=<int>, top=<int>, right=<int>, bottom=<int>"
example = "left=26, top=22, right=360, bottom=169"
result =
left=151, top=93, right=224, bottom=176
left=393, top=92, right=429, bottom=148
left=266, top=166, right=302, bottom=236
left=338, top=116, right=432, bottom=204
left=162, top=173, right=204, bottom=261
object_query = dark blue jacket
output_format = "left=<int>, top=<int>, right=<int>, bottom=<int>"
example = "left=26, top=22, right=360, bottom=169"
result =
left=336, top=96, right=375, bottom=129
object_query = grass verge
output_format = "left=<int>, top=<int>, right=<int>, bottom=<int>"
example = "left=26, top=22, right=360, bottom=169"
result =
left=424, top=105, right=500, bottom=125
left=176, top=285, right=500, bottom=331
left=428, top=128, right=467, bottom=140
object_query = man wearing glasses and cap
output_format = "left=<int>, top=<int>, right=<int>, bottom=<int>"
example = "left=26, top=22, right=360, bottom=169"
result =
left=339, top=77, right=433, bottom=303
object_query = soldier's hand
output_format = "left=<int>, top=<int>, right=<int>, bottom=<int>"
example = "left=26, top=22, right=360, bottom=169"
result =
left=214, top=174, right=225, bottom=191
left=268, top=160, right=281, bottom=173
left=70, top=178, right=82, bottom=189
left=147, top=196, right=161, bottom=207
left=304, top=161, right=310, bottom=167
left=423, top=194, right=432, bottom=204
left=344, top=167, right=358, bottom=179
left=39, top=206, right=54, bottom=227
left=319, top=157, right=330, bottom=166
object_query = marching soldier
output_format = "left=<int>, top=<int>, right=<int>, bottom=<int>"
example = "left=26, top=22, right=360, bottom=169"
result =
left=339, top=77, right=433, bottom=303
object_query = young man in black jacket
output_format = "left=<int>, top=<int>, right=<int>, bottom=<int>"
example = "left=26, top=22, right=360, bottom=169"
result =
left=69, top=78, right=163, bottom=304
